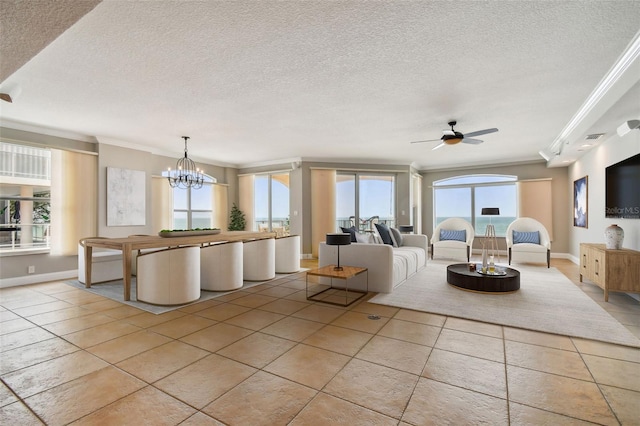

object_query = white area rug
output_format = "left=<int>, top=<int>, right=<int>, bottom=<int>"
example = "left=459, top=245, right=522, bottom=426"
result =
left=66, top=270, right=307, bottom=315
left=370, top=260, right=640, bottom=348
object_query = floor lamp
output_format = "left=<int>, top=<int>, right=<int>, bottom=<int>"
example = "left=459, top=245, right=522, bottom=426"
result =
left=481, top=207, right=500, bottom=269
left=326, top=233, right=351, bottom=271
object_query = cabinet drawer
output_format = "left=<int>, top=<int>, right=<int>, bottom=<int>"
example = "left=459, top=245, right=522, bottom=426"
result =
left=580, top=246, right=590, bottom=278
left=591, top=250, right=605, bottom=285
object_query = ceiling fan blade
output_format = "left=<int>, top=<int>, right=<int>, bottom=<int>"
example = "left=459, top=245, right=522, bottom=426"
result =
left=431, top=142, right=446, bottom=151
left=464, top=128, right=498, bottom=138
left=442, top=130, right=455, bottom=136
left=462, top=138, right=484, bottom=145
left=410, top=139, right=441, bottom=144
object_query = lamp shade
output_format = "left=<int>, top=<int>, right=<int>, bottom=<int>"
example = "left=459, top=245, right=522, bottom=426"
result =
left=326, top=233, right=351, bottom=246
left=481, top=207, right=500, bottom=216
left=399, top=225, right=414, bottom=233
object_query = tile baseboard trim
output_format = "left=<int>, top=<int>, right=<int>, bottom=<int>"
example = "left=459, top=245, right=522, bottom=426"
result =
left=0, top=269, right=78, bottom=288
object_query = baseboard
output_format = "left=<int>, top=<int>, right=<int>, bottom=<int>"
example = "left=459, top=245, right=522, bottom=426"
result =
left=301, top=253, right=314, bottom=259
left=0, top=270, right=78, bottom=288
left=561, top=253, right=579, bottom=264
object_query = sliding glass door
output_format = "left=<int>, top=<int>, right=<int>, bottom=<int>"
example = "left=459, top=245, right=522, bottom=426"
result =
left=254, top=172, right=290, bottom=236
left=336, top=172, right=395, bottom=232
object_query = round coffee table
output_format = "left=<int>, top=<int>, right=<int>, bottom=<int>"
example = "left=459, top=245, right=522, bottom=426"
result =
left=447, top=263, right=520, bottom=293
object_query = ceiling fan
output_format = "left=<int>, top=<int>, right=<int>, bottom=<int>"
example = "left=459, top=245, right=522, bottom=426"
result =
left=411, top=120, right=498, bottom=150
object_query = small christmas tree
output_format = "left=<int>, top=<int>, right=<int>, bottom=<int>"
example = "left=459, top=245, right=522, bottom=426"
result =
left=228, top=203, right=246, bottom=231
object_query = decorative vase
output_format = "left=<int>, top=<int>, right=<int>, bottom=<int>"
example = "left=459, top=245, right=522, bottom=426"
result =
left=481, top=248, right=488, bottom=272
left=604, top=224, right=624, bottom=249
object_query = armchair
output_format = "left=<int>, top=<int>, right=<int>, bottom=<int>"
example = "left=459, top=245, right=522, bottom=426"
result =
left=505, top=217, right=551, bottom=268
left=431, top=218, right=475, bottom=262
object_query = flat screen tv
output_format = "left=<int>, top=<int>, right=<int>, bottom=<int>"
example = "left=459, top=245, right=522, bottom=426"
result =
left=605, top=152, right=640, bottom=219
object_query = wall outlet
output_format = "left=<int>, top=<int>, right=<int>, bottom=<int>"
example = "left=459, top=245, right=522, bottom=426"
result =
left=28, top=265, right=35, bottom=274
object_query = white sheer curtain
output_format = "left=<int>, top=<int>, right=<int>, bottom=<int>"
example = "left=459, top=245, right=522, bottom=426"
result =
left=311, top=169, right=336, bottom=257
left=239, top=175, right=254, bottom=231
left=151, top=176, right=173, bottom=232
left=517, top=179, right=553, bottom=241
left=50, top=149, right=98, bottom=256
left=213, top=183, right=228, bottom=230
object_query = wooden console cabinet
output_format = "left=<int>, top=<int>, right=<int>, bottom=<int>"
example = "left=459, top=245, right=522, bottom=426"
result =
left=579, top=243, right=640, bottom=301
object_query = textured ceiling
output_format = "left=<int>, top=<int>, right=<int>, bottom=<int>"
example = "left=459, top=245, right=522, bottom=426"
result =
left=0, top=0, right=101, bottom=81
left=0, top=1, right=639, bottom=170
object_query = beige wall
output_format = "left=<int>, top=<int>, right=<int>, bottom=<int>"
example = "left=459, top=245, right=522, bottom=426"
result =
left=2, top=132, right=578, bottom=283
left=420, top=161, right=570, bottom=255
left=299, top=162, right=412, bottom=255
left=0, top=136, right=238, bottom=283
left=0, top=128, right=97, bottom=283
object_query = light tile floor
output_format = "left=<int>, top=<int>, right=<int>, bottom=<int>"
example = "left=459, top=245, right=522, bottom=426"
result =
left=1, top=258, right=639, bottom=425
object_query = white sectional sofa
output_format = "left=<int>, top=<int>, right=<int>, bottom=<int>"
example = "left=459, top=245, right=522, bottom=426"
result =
left=318, top=234, right=428, bottom=293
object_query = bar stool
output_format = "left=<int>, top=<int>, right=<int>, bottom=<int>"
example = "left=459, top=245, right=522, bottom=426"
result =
left=243, top=238, right=275, bottom=281
left=200, top=241, right=243, bottom=291
left=136, top=246, right=201, bottom=305
left=275, top=235, right=300, bottom=273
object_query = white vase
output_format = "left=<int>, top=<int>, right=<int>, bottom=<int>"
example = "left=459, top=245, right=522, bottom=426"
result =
left=604, top=224, right=624, bottom=250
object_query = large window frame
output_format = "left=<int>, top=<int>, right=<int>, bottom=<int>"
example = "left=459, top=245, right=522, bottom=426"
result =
left=433, top=175, right=517, bottom=237
left=254, top=172, right=290, bottom=236
left=0, top=142, right=52, bottom=254
left=336, top=172, right=396, bottom=231
left=162, top=171, right=217, bottom=230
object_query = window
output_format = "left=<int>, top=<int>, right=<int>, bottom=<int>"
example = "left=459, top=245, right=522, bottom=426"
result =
left=254, top=172, right=290, bottom=236
left=336, top=173, right=395, bottom=231
left=0, top=142, right=51, bottom=253
left=162, top=172, right=217, bottom=229
left=433, top=175, right=517, bottom=236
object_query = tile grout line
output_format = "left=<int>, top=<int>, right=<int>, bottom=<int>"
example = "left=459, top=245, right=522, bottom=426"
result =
left=502, top=325, right=512, bottom=426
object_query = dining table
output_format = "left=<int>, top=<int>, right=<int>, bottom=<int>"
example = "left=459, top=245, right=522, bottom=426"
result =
left=82, top=231, right=276, bottom=301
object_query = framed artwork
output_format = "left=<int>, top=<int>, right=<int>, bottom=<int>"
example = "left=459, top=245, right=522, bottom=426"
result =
left=107, top=167, right=146, bottom=226
left=573, top=176, right=588, bottom=228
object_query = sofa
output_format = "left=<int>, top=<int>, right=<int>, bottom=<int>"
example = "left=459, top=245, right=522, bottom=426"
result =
left=318, top=233, right=428, bottom=293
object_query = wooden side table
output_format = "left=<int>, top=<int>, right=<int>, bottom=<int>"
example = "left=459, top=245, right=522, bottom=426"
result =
left=306, top=265, right=368, bottom=306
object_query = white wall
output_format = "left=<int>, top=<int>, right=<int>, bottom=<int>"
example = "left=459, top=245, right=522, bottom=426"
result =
left=569, top=130, right=640, bottom=257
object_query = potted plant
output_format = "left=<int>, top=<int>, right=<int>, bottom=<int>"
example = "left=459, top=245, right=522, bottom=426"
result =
left=228, top=203, right=246, bottom=231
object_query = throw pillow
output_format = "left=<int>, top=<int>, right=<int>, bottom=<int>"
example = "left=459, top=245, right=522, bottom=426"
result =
left=440, top=229, right=466, bottom=242
left=513, top=230, right=540, bottom=244
left=390, top=227, right=403, bottom=247
left=374, top=223, right=394, bottom=245
left=340, top=226, right=358, bottom=242
left=355, top=232, right=375, bottom=244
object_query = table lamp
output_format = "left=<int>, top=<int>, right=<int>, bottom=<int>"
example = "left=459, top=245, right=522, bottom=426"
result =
left=326, top=233, right=351, bottom=271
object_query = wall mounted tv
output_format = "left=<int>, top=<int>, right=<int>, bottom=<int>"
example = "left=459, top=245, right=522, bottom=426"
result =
left=605, top=152, right=640, bottom=219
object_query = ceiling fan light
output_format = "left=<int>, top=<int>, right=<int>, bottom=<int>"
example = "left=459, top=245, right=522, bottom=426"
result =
left=444, top=137, right=463, bottom=145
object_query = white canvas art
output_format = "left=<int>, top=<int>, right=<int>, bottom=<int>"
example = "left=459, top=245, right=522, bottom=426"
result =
left=107, top=167, right=146, bottom=226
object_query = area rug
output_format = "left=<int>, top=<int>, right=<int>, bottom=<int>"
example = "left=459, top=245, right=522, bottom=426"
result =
left=369, top=260, right=640, bottom=348
left=66, top=270, right=307, bottom=315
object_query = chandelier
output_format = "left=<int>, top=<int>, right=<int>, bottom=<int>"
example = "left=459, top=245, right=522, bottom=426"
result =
left=167, top=136, right=204, bottom=189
